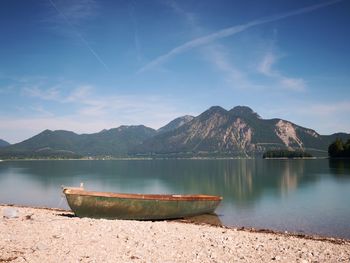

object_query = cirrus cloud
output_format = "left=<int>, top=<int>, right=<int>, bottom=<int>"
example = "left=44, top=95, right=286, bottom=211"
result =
left=258, top=52, right=306, bottom=91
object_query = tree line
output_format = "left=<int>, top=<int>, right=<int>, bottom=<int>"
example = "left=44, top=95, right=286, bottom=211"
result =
left=328, top=138, right=350, bottom=158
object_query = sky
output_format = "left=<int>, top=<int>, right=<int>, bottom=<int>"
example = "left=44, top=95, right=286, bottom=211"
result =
left=0, top=0, right=349, bottom=143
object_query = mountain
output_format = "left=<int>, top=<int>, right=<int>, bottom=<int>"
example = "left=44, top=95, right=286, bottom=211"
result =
left=0, top=139, right=10, bottom=148
left=0, top=125, right=156, bottom=158
left=157, top=115, right=194, bottom=134
left=135, top=106, right=349, bottom=157
left=0, top=106, right=349, bottom=158
left=81, top=125, right=156, bottom=155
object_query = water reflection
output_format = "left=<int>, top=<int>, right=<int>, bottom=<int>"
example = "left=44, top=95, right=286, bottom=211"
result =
left=328, top=159, right=350, bottom=178
left=1, top=159, right=350, bottom=238
left=0, top=159, right=333, bottom=205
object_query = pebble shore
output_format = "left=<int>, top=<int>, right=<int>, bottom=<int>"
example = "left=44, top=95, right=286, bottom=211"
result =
left=1, top=205, right=350, bottom=262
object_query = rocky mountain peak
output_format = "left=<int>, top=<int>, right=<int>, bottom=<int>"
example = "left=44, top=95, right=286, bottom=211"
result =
left=157, top=115, right=195, bottom=134
left=229, top=106, right=260, bottom=119
left=198, top=106, right=228, bottom=121
left=182, top=115, right=195, bottom=122
left=207, top=106, right=227, bottom=114
left=41, top=129, right=53, bottom=134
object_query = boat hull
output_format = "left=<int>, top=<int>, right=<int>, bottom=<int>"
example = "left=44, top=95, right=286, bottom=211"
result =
left=64, top=189, right=222, bottom=220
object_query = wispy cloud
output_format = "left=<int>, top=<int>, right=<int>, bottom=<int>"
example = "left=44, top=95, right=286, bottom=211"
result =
left=128, top=2, right=142, bottom=63
left=165, top=0, right=198, bottom=28
left=29, top=105, right=55, bottom=117
left=258, top=52, right=276, bottom=76
left=298, top=101, right=350, bottom=117
left=43, top=0, right=97, bottom=46
left=164, top=1, right=251, bottom=89
left=22, top=86, right=62, bottom=101
left=138, top=0, right=342, bottom=73
left=23, top=84, right=96, bottom=105
left=259, top=100, right=350, bottom=134
left=203, top=45, right=260, bottom=90
left=295, top=101, right=350, bottom=134
left=258, top=52, right=306, bottom=91
left=64, top=0, right=97, bottom=22
left=13, top=81, right=188, bottom=138
left=22, top=84, right=106, bottom=116
left=47, top=0, right=109, bottom=71
left=165, top=1, right=260, bottom=90
left=65, top=85, right=92, bottom=103
left=280, top=78, right=306, bottom=92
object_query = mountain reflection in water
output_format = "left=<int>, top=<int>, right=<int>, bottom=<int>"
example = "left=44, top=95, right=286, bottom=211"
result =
left=0, top=159, right=349, bottom=238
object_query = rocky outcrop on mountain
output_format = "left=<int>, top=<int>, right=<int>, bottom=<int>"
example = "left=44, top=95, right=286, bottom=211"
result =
left=275, top=120, right=304, bottom=148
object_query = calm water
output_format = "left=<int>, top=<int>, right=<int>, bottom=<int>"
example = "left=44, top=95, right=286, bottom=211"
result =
left=0, top=159, right=350, bottom=239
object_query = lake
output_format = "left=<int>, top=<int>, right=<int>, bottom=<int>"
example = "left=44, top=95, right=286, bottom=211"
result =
left=0, top=159, right=350, bottom=239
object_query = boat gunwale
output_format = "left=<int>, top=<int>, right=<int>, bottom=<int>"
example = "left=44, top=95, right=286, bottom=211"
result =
left=63, top=188, right=223, bottom=201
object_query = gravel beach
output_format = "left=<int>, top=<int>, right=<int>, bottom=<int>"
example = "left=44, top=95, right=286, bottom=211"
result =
left=1, top=205, right=349, bottom=262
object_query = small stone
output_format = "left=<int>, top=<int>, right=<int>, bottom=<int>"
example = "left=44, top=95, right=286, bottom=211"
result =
left=3, top=208, right=19, bottom=219
left=271, top=255, right=281, bottom=260
left=23, top=214, right=33, bottom=220
left=36, top=242, right=48, bottom=251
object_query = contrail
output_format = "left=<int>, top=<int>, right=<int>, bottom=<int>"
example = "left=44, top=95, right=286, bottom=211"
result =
left=138, top=0, right=342, bottom=73
left=48, top=0, right=109, bottom=72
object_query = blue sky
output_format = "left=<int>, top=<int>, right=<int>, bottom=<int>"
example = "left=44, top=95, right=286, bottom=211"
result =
left=0, top=0, right=349, bottom=143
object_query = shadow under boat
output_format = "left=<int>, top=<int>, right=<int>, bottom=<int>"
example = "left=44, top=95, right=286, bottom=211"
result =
left=177, top=213, right=223, bottom=226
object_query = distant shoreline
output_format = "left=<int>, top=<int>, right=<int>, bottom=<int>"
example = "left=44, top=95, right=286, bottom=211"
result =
left=0, top=156, right=332, bottom=161
left=263, top=157, right=326, bottom=160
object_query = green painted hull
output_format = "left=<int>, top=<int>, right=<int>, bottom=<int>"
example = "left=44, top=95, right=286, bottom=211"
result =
left=64, top=189, right=222, bottom=220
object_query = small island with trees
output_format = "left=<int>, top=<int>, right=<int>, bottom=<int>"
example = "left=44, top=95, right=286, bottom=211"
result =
left=328, top=138, right=350, bottom=158
left=263, top=150, right=312, bottom=159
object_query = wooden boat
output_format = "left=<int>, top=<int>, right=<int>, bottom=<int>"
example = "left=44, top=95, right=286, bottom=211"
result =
left=63, top=187, right=222, bottom=220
